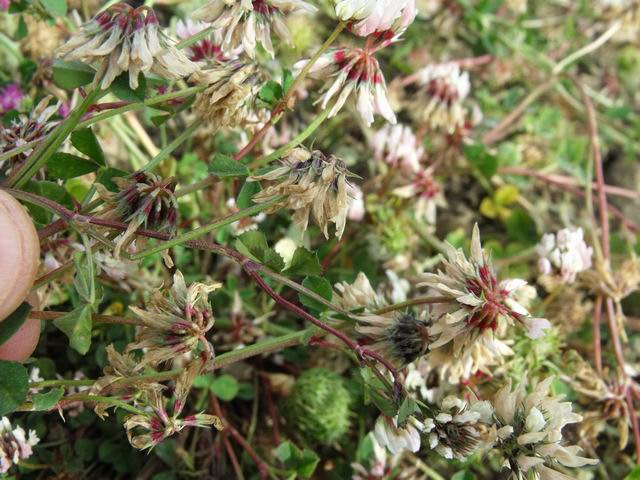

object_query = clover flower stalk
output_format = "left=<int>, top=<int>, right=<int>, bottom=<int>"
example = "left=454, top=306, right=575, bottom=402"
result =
left=193, top=0, right=317, bottom=58
left=127, top=271, right=221, bottom=370
left=249, top=148, right=354, bottom=239
left=295, top=44, right=397, bottom=126
left=0, top=417, right=39, bottom=474
left=57, top=3, right=197, bottom=89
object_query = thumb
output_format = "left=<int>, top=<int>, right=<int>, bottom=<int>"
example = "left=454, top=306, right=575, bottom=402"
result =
left=0, top=189, right=40, bottom=322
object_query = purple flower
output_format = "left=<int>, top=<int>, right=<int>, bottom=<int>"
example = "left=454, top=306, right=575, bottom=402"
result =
left=0, top=0, right=10, bottom=11
left=0, top=84, right=23, bottom=112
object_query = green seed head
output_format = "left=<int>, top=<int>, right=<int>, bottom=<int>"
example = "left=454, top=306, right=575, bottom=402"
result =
left=283, top=368, right=352, bottom=446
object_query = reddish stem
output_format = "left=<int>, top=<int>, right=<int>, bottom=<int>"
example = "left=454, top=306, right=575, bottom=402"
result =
left=572, top=77, right=610, bottom=260
left=261, top=376, right=282, bottom=445
left=243, top=261, right=402, bottom=396
left=594, top=295, right=603, bottom=375
left=605, top=298, right=626, bottom=371
left=210, top=394, right=269, bottom=480
left=234, top=118, right=275, bottom=162
left=627, top=388, right=640, bottom=461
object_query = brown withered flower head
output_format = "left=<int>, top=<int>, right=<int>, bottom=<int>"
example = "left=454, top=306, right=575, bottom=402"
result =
left=124, top=364, right=223, bottom=451
left=356, top=310, right=431, bottom=367
left=191, top=58, right=264, bottom=129
left=96, top=170, right=178, bottom=256
left=249, top=148, right=354, bottom=239
left=127, top=271, right=221, bottom=370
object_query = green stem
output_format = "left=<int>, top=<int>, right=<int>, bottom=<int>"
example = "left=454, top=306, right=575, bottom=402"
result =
left=0, top=141, right=37, bottom=164
left=175, top=26, right=215, bottom=50
left=61, top=394, right=147, bottom=415
left=29, top=328, right=319, bottom=392
left=373, top=296, right=450, bottom=315
left=282, top=22, right=345, bottom=110
left=130, top=198, right=281, bottom=260
left=250, top=107, right=332, bottom=168
left=141, top=119, right=202, bottom=172
left=76, top=85, right=206, bottom=130
left=10, top=88, right=105, bottom=188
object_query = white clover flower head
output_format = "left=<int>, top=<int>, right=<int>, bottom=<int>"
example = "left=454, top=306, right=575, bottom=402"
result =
left=335, top=0, right=417, bottom=37
left=335, top=271, right=384, bottom=310
left=374, top=414, right=422, bottom=454
left=421, top=224, right=551, bottom=354
left=393, top=169, right=445, bottom=228
left=371, top=123, right=423, bottom=173
left=57, top=3, right=197, bottom=90
left=176, top=19, right=229, bottom=62
left=416, top=62, right=471, bottom=133
left=492, top=376, right=599, bottom=478
left=0, top=417, right=39, bottom=474
left=537, top=227, right=593, bottom=284
left=193, top=0, right=316, bottom=59
left=347, top=184, right=366, bottom=221
left=427, top=330, right=514, bottom=384
left=425, top=395, right=494, bottom=460
left=295, top=46, right=396, bottom=126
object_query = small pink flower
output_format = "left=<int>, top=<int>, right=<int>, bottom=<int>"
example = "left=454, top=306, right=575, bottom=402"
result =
left=0, top=83, right=23, bottom=112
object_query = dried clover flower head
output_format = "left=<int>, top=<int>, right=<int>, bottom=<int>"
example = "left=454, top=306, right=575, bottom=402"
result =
left=193, top=0, right=317, bottom=59
left=96, top=171, right=178, bottom=256
left=415, top=62, right=471, bottom=133
left=420, top=224, right=550, bottom=354
left=127, top=271, right=221, bottom=370
left=250, top=148, right=354, bottom=239
left=57, top=3, right=197, bottom=90
left=583, top=257, right=640, bottom=302
left=0, top=417, right=40, bottom=474
left=356, top=310, right=431, bottom=366
left=191, top=59, right=263, bottom=128
left=0, top=96, right=58, bottom=174
left=492, top=376, right=598, bottom=478
left=124, top=365, right=223, bottom=450
left=295, top=46, right=396, bottom=126
left=424, top=395, right=494, bottom=460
